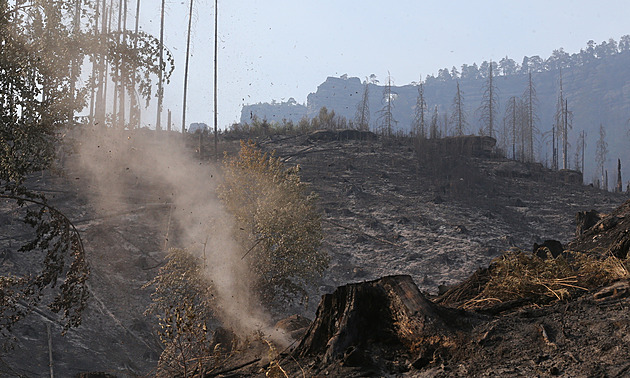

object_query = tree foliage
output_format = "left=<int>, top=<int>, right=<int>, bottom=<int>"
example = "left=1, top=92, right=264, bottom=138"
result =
left=0, top=0, right=171, bottom=334
left=219, top=141, right=327, bottom=306
left=0, top=0, right=93, bottom=334
left=144, top=248, right=217, bottom=377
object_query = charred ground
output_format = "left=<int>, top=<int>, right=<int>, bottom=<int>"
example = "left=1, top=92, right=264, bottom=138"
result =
left=0, top=130, right=627, bottom=376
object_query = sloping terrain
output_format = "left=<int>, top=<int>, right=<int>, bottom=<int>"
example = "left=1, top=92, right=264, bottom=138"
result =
left=267, top=197, right=630, bottom=378
left=257, top=134, right=625, bottom=299
left=0, top=132, right=626, bottom=376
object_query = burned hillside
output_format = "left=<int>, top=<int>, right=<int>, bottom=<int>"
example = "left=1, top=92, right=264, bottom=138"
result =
left=0, top=131, right=627, bottom=376
left=255, top=134, right=626, bottom=297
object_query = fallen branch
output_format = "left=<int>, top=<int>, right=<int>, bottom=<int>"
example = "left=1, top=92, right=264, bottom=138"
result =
left=204, top=357, right=261, bottom=377
left=323, top=218, right=398, bottom=247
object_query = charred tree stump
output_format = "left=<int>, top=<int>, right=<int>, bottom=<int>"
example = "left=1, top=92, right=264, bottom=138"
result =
left=575, top=210, right=603, bottom=237
left=294, top=275, right=478, bottom=368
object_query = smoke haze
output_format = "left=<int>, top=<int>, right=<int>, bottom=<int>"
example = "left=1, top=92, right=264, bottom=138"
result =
left=68, top=127, right=282, bottom=340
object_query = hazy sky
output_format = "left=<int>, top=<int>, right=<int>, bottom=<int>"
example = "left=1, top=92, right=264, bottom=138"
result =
left=134, top=0, right=630, bottom=130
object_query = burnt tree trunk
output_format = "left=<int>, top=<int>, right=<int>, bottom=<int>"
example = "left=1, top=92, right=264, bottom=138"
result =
left=294, top=275, right=478, bottom=367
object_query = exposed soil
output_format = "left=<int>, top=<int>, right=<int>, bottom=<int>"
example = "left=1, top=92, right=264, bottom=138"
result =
left=0, top=132, right=628, bottom=376
left=258, top=134, right=625, bottom=297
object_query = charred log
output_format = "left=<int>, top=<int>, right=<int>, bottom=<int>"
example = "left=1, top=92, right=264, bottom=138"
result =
left=570, top=200, right=630, bottom=259
left=575, top=209, right=604, bottom=237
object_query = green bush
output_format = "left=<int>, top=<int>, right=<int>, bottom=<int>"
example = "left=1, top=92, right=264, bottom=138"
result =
left=144, top=248, right=217, bottom=377
left=219, top=141, right=328, bottom=306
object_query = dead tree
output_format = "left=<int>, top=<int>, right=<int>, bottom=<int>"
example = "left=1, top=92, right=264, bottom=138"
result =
left=555, top=71, right=572, bottom=169
left=450, top=81, right=467, bottom=136
left=412, top=81, right=427, bottom=138
left=377, top=73, right=397, bottom=136
left=182, top=0, right=195, bottom=134
left=616, top=159, right=623, bottom=193
left=354, top=78, right=370, bottom=131
left=522, top=72, right=538, bottom=162
left=596, top=124, right=608, bottom=187
left=477, top=61, right=498, bottom=138
left=156, top=0, right=166, bottom=130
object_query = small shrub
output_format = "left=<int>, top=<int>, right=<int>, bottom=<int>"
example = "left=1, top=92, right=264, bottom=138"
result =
left=219, top=141, right=328, bottom=306
left=144, top=248, right=217, bottom=377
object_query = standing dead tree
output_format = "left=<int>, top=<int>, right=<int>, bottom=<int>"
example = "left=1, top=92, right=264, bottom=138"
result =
left=354, top=77, right=370, bottom=131
left=522, top=72, right=539, bottom=162
left=450, top=81, right=467, bottom=136
left=616, top=159, right=623, bottom=193
left=503, top=96, right=521, bottom=160
left=430, top=105, right=440, bottom=139
left=596, top=124, right=608, bottom=188
left=377, top=73, right=397, bottom=136
left=182, top=0, right=195, bottom=134
left=411, top=81, right=427, bottom=138
left=477, top=61, right=498, bottom=138
left=156, top=0, right=166, bottom=130
left=574, top=130, right=586, bottom=173
left=555, top=71, right=573, bottom=169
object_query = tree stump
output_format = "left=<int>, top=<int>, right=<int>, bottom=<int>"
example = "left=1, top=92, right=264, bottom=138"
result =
left=294, top=275, right=477, bottom=366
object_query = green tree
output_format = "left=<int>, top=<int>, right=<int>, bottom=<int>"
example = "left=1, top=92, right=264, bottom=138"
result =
left=219, top=141, right=328, bottom=305
left=0, top=0, right=171, bottom=335
left=0, top=0, right=91, bottom=334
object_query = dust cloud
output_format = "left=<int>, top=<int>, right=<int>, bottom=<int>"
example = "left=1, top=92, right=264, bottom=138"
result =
left=67, top=127, right=284, bottom=342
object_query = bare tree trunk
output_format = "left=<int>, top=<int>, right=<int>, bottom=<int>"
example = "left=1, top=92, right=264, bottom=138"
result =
left=119, top=0, right=128, bottom=129
left=182, top=0, right=194, bottom=136
left=127, top=0, right=141, bottom=129
left=213, top=0, right=218, bottom=159
left=156, top=0, right=166, bottom=131
left=89, top=0, right=100, bottom=127
left=616, top=159, right=623, bottom=193
left=95, top=0, right=108, bottom=128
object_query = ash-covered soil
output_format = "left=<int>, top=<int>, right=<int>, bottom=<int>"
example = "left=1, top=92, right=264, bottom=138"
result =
left=258, top=135, right=625, bottom=296
left=0, top=132, right=627, bottom=376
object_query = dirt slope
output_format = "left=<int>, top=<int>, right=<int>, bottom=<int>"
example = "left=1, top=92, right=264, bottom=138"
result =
left=0, top=133, right=626, bottom=376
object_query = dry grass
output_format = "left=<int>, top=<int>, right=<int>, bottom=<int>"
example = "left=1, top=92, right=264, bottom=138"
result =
left=462, top=249, right=630, bottom=310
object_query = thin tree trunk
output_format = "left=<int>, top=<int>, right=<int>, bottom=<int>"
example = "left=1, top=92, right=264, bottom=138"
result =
left=182, top=0, right=194, bottom=136
left=156, top=0, right=166, bottom=131
left=89, top=0, right=101, bottom=127
left=130, top=0, right=141, bottom=129
left=119, top=0, right=128, bottom=129
left=213, top=0, right=218, bottom=159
